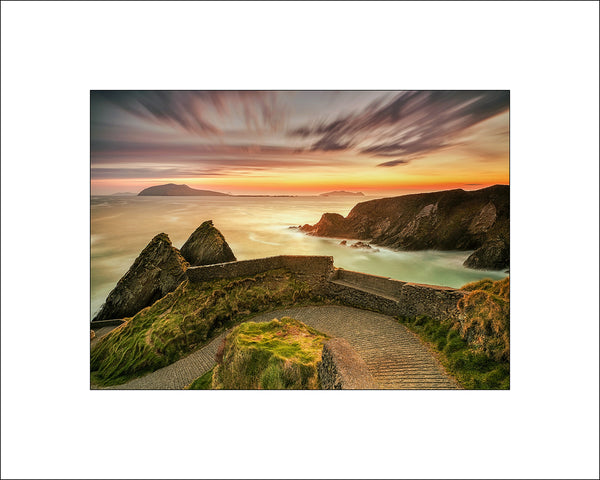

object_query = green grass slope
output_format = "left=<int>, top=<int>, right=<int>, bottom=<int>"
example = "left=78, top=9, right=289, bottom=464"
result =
left=91, top=269, right=324, bottom=387
left=398, top=277, right=510, bottom=389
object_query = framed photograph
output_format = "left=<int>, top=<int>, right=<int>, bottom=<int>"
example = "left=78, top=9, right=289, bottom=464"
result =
left=90, top=90, right=510, bottom=391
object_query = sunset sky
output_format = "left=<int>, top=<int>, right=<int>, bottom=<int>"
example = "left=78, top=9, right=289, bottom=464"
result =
left=90, top=90, right=509, bottom=195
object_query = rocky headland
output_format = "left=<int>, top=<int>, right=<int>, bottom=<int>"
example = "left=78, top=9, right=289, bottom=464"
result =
left=92, top=221, right=236, bottom=322
left=300, top=185, right=509, bottom=270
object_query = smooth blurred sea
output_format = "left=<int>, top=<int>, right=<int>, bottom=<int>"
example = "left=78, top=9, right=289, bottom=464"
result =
left=90, top=195, right=508, bottom=318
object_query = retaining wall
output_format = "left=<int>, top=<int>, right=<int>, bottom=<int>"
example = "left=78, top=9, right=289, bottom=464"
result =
left=186, top=255, right=334, bottom=284
left=326, top=268, right=465, bottom=321
left=334, top=269, right=406, bottom=298
left=318, top=338, right=377, bottom=389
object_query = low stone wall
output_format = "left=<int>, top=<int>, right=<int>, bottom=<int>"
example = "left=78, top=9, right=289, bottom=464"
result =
left=186, top=255, right=334, bottom=284
left=326, top=280, right=401, bottom=317
left=186, top=255, right=464, bottom=321
left=326, top=268, right=465, bottom=321
left=397, top=282, right=465, bottom=320
left=334, top=269, right=406, bottom=298
left=318, top=338, right=377, bottom=389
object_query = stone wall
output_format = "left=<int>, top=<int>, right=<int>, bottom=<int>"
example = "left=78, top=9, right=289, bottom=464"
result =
left=318, top=338, right=377, bottom=389
left=326, top=268, right=465, bottom=321
left=397, top=282, right=465, bottom=320
left=186, top=255, right=334, bottom=284
left=333, top=269, right=406, bottom=298
left=186, top=255, right=464, bottom=321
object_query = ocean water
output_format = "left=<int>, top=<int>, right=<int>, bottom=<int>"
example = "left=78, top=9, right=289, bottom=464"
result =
left=90, top=196, right=508, bottom=318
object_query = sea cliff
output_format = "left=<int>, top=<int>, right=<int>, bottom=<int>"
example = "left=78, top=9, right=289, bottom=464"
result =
left=300, top=185, right=509, bottom=270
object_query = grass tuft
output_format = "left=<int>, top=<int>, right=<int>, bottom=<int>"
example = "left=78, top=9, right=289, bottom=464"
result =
left=186, top=368, right=215, bottom=390
left=211, top=317, right=329, bottom=390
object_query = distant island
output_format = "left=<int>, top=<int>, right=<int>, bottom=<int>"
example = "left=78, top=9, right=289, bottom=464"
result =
left=138, top=183, right=230, bottom=196
left=134, top=183, right=301, bottom=197
left=319, top=191, right=365, bottom=197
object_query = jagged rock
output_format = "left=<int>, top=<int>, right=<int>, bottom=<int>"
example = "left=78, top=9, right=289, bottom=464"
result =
left=92, top=233, right=188, bottom=322
left=350, top=241, right=372, bottom=249
left=463, top=237, right=510, bottom=270
left=300, top=185, right=509, bottom=270
left=300, top=212, right=353, bottom=237
left=339, top=240, right=347, bottom=245
left=179, top=220, right=236, bottom=266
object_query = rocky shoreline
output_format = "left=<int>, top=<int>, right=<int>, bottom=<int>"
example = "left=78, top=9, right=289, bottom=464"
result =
left=298, top=185, right=509, bottom=270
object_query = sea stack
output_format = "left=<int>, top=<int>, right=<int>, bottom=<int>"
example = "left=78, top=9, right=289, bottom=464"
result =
left=180, top=220, right=237, bottom=266
left=92, top=233, right=189, bottom=322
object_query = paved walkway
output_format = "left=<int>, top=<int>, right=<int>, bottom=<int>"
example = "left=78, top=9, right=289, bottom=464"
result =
left=98, top=306, right=458, bottom=390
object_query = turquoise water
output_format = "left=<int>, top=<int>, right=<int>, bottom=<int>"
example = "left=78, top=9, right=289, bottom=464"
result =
left=90, top=195, right=508, bottom=317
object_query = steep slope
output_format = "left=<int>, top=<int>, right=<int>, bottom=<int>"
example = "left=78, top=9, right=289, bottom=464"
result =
left=301, top=185, right=509, bottom=270
left=138, top=183, right=229, bottom=196
left=92, top=233, right=188, bottom=322
left=179, top=220, right=236, bottom=266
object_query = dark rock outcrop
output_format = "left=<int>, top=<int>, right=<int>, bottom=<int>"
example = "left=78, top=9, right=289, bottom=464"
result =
left=138, top=183, right=229, bottom=196
left=350, top=241, right=375, bottom=250
left=301, top=213, right=354, bottom=238
left=463, top=237, right=510, bottom=270
left=180, top=220, right=236, bottom=266
left=301, top=185, right=509, bottom=270
left=92, top=233, right=189, bottom=322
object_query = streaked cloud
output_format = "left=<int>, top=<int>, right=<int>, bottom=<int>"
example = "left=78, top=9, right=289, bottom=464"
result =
left=377, top=159, right=410, bottom=167
left=290, top=91, right=509, bottom=161
left=90, top=90, right=509, bottom=194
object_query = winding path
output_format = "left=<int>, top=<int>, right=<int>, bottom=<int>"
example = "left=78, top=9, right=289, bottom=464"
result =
left=99, top=306, right=459, bottom=390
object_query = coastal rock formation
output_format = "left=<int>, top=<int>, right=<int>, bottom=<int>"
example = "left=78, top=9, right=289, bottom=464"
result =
left=180, top=220, right=236, bottom=266
left=138, top=183, right=229, bottom=196
left=300, top=185, right=509, bottom=270
left=463, top=237, right=510, bottom=270
left=301, top=213, right=354, bottom=238
left=349, top=241, right=378, bottom=252
left=92, top=233, right=189, bottom=322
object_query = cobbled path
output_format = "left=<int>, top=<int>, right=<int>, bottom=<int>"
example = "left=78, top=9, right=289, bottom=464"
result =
left=99, top=305, right=458, bottom=390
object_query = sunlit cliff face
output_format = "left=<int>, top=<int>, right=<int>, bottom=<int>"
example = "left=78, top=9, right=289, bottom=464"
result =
left=90, top=90, right=509, bottom=195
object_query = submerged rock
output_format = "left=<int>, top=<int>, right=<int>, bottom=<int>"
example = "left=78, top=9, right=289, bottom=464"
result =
left=179, top=220, right=236, bottom=266
left=92, top=233, right=188, bottom=322
left=350, top=241, right=372, bottom=249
